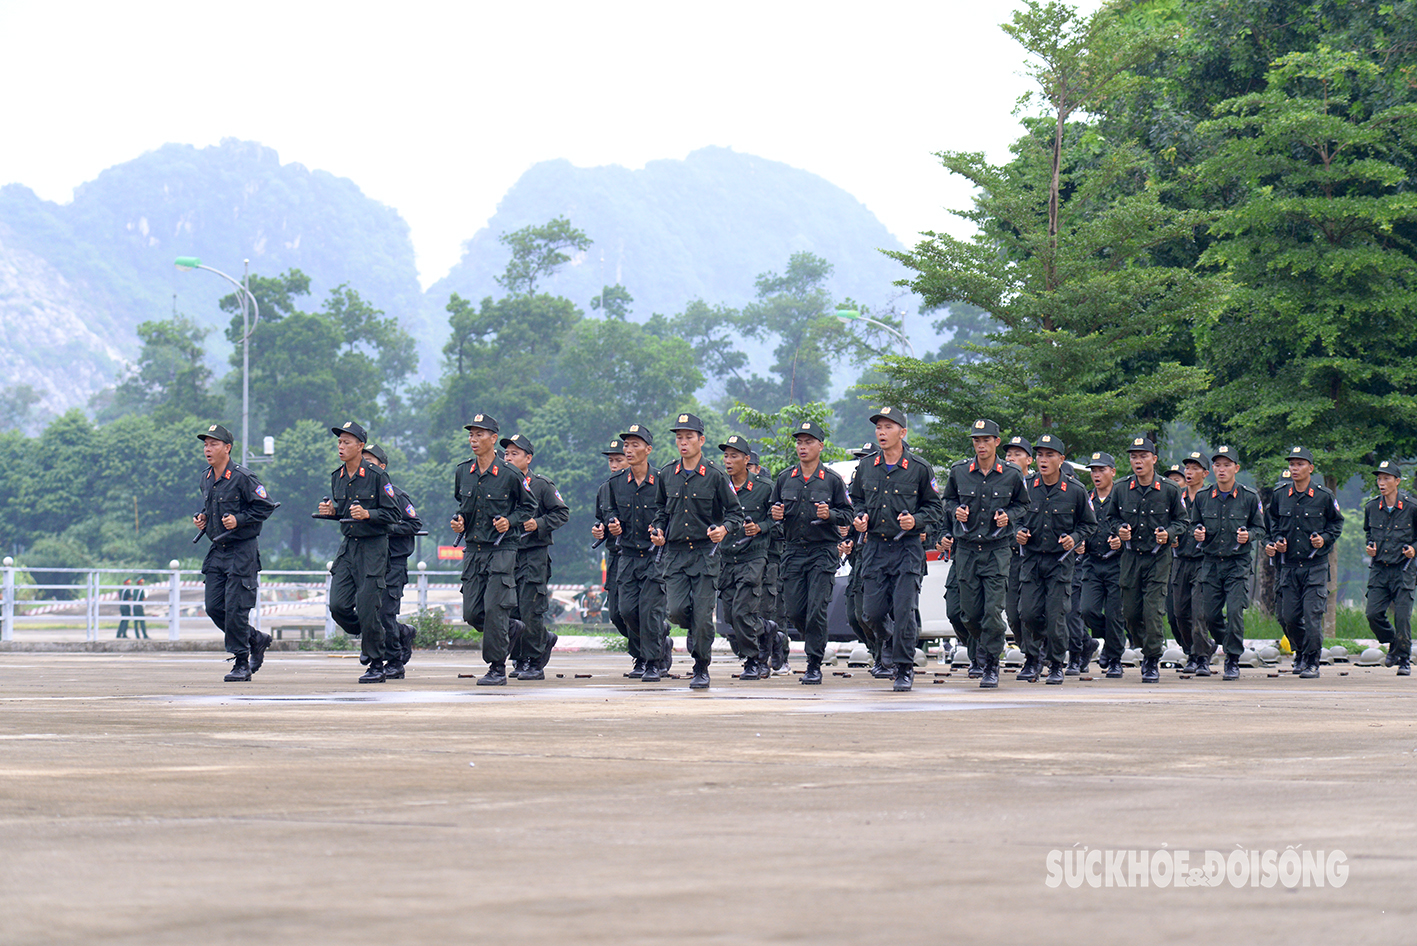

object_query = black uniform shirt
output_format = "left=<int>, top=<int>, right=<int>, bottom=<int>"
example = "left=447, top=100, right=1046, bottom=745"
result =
left=606, top=467, right=661, bottom=553
left=722, top=471, right=777, bottom=564
left=939, top=455, right=1026, bottom=545
left=1364, top=492, right=1417, bottom=565
left=771, top=462, right=853, bottom=546
left=200, top=462, right=277, bottom=544
left=385, top=481, right=423, bottom=583
left=851, top=449, right=944, bottom=541
left=520, top=471, right=570, bottom=550
left=1106, top=475, right=1187, bottom=556
left=453, top=456, right=536, bottom=549
left=1018, top=473, right=1096, bottom=556
left=1174, top=489, right=1206, bottom=560
left=1084, top=487, right=1121, bottom=561
left=331, top=460, right=401, bottom=539
left=1191, top=484, right=1267, bottom=560
left=1266, top=481, right=1344, bottom=562
left=652, top=457, right=743, bottom=548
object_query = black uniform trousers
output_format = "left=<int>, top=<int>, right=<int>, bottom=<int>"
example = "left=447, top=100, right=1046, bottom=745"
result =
left=781, top=544, right=839, bottom=663
left=205, top=539, right=260, bottom=657
left=846, top=559, right=879, bottom=657
left=1082, top=555, right=1125, bottom=663
left=461, top=544, right=517, bottom=667
left=1200, top=556, right=1253, bottom=658
left=1066, top=555, right=1086, bottom=658
left=945, top=559, right=968, bottom=653
left=1366, top=561, right=1414, bottom=660
left=378, top=578, right=408, bottom=665
left=663, top=546, right=719, bottom=663
left=1277, top=560, right=1328, bottom=663
left=1120, top=549, right=1171, bottom=659
left=1019, top=549, right=1074, bottom=665
left=717, top=557, right=766, bottom=661
left=1005, top=548, right=1023, bottom=649
left=510, top=546, right=552, bottom=666
left=955, top=542, right=1011, bottom=660
left=604, top=552, right=630, bottom=651
left=331, top=534, right=389, bottom=666
left=617, top=550, right=666, bottom=664
left=1171, top=556, right=1213, bottom=658
left=861, top=538, right=926, bottom=668
left=761, top=557, right=783, bottom=627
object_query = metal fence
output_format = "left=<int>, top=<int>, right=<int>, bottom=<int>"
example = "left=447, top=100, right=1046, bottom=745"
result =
left=0, top=558, right=464, bottom=643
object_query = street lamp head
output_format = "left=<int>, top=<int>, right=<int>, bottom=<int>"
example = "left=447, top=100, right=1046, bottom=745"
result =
left=835, top=309, right=861, bottom=321
left=174, top=256, right=202, bottom=271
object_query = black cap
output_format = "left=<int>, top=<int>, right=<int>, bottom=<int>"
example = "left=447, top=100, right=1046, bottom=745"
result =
left=198, top=423, right=234, bottom=444
left=500, top=433, right=535, bottom=455
left=464, top=413, right=500, bottom=434
left=332, top=420, right=368, bottom=443
left=749, top=450, right=762, bottom=466
left=1182, top=450, right=1210, bottom=471
left=602, top=438, right=625, bottom=456
left=1210, top=445, right=1239, bottom=464
left=1126, top=435, right=1156, bottom=454
left=361, top=443, right=389, bottom=466
left=851, top=441, right=878, bottom=458
left=1034, top=434, right=1066, bottom=455
left=1086, top=451, right=1116, bottom=469
left=719, top=434, right=754, bottom=456
left=792, top=420, right=828, bottom=442
left=620, top=423, right=654, bottom=447
left=969, top=419, right=1001, bottom=438
left=1165, top=464, right=1184, bottom=478
left=668, top=412, right=705, bottom=434
left=1374, top=459, right=1401, bottom=477
left=870, top=407, right=908, bottom=427
left=1004, top=435, right=1034, bottom=456
left=1287, top=445, right=1315, bottom=464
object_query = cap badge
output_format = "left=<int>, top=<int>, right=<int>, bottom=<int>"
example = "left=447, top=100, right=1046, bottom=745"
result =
left=679, top=414, right=689, bottom=423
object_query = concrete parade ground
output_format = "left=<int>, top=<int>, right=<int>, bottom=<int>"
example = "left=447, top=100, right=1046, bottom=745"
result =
left=1, top=650, right=1414, bottom=945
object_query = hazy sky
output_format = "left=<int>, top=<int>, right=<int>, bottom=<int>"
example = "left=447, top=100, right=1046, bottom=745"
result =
left=0, top=0, right=1101, bottom=288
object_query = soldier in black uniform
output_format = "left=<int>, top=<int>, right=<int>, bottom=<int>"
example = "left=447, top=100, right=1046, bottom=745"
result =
left=451, top=413, right=536, bottom=686
left=591, top=440, right=632, bottom=656
left=607, top=424, right=669, bottom=679
left=500, top=434, right=571, bottom=681
left=361, top=443, right=423, bottom=677
left=1173, top=451, right=1212, bottom=674
left=771, top=420, right=854, bottom=685
left=1364, top=460, right=1415, bottom=676
left=939, top=418, right=1029, bottom=689
left=753, top=450, right=789, bottom=674
left=1015, top=434, right=1096, bottom=685
left=322, top=421, right=402, bottom=683
left=1003, top=436, right=1034, bottom=658
left=843, top=442, right=888, bottom=676
left=1106, top=436, right=1188, bottom=683
left=1265, top=446, right=1344, bottom=678
left=852, top=407, right=944, bottom=692
left=651, top=413, right=744, bottom=690
left=1077, top=453, right=1121, bottom=675
left=194, top=423, right=278, bottom=682
left=1191, top=446, right=1266, bottom=680
left=717, top=434, right=775, bottom=679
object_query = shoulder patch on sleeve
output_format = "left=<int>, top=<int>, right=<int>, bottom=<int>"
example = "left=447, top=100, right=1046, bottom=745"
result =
left=384, top=483, right=395, bottom=498
left=254, top=484, right=267, bottom=499
left=406, top=502, right=417, bottom=518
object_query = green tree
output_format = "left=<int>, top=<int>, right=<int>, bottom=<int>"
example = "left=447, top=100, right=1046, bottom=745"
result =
left=12, top=410, right=101, bottom=542
left=95, top=315, right=224, bottom=423
left=0, top=384, right=45, bottom=434
left=495, top=217, right=592, bottom=296
left=867, top=0, right=1215, bottom=458
left=590, top=284, right=634, bottom=319
left=265, top=419, right=341, bottom=558
left=727, top=401, right=847, bottom=476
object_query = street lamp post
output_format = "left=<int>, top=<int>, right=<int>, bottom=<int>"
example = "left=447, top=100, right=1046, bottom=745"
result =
left=835, top=309, right=915, bottom=358
left=175, top=257, right=260, bottom=463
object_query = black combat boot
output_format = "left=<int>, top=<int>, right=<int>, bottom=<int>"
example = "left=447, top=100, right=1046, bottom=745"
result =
left=522, top=630, right=556, bottom=678
left=359, top=662, right=386, bottom=684
left=1141, top=656, right=1160, bottom=684
left=980, top=654, right=1000, bottom=689
left=626, top=658, right=646, bottom=679
left=893, top=663, right=914, bottom=691
left=1180, top=655, right=1199, bottom=675
left=382, top=662, right=405, bottom=680
left=400, top=623, right=415, bottom=665
left=801, top=658, right=823, bottom=685
left=249, top=631, right=272, bottom=673
left=1017, top=655, right=1039, bottom=683
left=1064, top=653, right=1081, bottom=676
left=1045, top=660, right=1064, bottom=685
left=1222, top=655, right=1240, bottom=681
left=476, top=663, right=507, bottom=686
left=689, top=658, right=711, bottom=690
left=968, top=650, right=984, bottom=679
left=224, top=654, right=252, bottom=682
left=1105, top=657, right=1124, bottom=679
left=1080, top=639, right=1099, bottom=674
left=1398, top=657, right=1412, bottom=677
left=740, top=658, right=760, bottom=680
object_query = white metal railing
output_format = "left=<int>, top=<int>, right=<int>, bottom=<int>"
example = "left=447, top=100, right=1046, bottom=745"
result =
left=0, top=558, right=463, bottom=643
